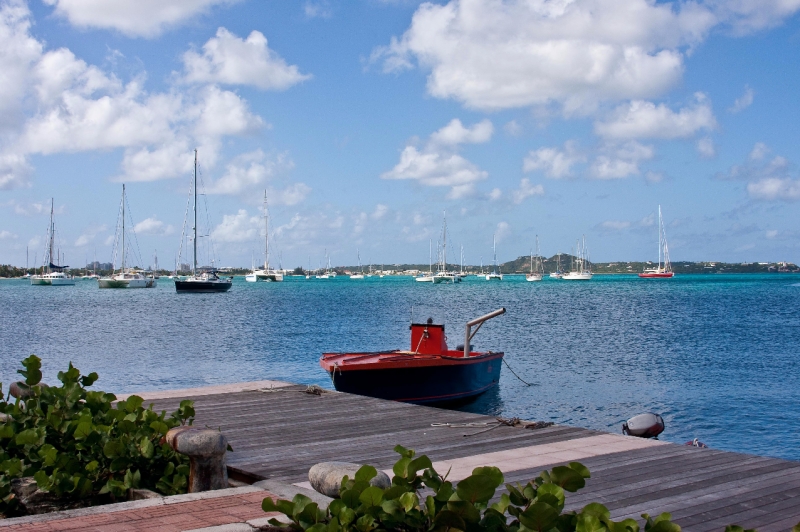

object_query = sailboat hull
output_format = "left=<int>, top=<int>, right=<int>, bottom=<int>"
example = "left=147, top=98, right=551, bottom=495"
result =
left=562, top=272, right=592, bottom=280
left=638, top=272, right=674, bottom=278
left=175, top=279, right=232, bottom=292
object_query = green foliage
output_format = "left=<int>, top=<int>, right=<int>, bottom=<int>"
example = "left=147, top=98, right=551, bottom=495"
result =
left=261, top=445, right=681, bottom=532
left=0, top=355, right=195, bottom=515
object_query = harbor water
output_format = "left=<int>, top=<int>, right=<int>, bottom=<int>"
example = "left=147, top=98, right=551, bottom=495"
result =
left=1, top=274, right=798, bottom=461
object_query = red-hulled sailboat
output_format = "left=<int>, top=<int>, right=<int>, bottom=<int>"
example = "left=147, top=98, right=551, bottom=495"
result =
left=320, top=308, right=506, bottom=404
left=639, top=205, right=674, bottom=278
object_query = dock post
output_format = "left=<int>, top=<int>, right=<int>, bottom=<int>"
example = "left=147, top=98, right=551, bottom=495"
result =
left=166, top=427, right=229, bottom=492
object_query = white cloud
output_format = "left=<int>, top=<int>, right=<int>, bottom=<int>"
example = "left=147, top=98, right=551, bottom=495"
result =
left=207, top=150, right=289, bottom=195
left=600, top=220, right=631, bottom=230
left=118, top=142, right=194, bottom=182
left=0, top=230, right=17, bottom=240
left=381, top=119, right=492, bottom=198
left=594, top=94, right=716, bottom=139
left=766, top=229, right=778, bottom=239
left=0, top=153, right=33, bottom=190
left=371, top=204, right=389, bottom=220
left=750, top=142, right=769, bottom=160
left=488, top=188, right=502, bottom=201
left=494, top=221, right=510, bottom=243
left=747, top=178, right=800, bottom=201
left=42, top=0, right=240, bottom=38
left=211, top=209, right=260, bottom=243
left=645, top=171, right=664, bottom=183
left=191, top=85, right=264, bottom=138
left=270, top=183, right=312, bottom=206
left=133, top=217, right=174, bottom=235
left=729, top=85, right=754, bottom=113
left=523, top=141, right=583, bottom=179
left=74, top=224, right=107, bottom=246
left=511, top=178, right=544, bottom=204
left=590, top=141, right=654, bottom=179
left=182, top=28, right=311, bottom=90
left=697, top=137, right=716, bottom=158
left=304, top=1, right=333, bottom=19
left=373, top=0, right=800, bottom=112
left=429, top=118, right=493, bottom=146
left=372, top=0, right=716, bottom=112
left=503, top=120, right=522, bottom=136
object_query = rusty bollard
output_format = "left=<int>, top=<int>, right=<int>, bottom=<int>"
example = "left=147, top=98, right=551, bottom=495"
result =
left=165, top=427, right=229, bottom=492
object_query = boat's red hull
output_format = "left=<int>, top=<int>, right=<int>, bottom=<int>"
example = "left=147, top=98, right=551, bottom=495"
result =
left=638, top=272, right=674, bottom=278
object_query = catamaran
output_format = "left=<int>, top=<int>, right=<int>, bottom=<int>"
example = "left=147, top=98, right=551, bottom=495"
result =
left=246, top=191, right=284, bottom=282
left=98, top=184, right=156, bottom=289
left=30, top=199, right=75, bottom=286
left=562, top=236, right=592, bottom=280
left=485, top=234, right=502, bottom=280
left=174, top=150, right=232, bottom=293
left=526, top=235, right=543, bottom=282
left=639, top=205, right=674, bottom=278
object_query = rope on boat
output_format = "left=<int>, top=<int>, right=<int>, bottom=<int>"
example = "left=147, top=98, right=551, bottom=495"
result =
left=502, top=357, right=533, bottom=386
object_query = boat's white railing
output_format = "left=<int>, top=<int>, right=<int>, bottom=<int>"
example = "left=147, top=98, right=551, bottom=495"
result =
left=464, top=308, right=506, bottom=357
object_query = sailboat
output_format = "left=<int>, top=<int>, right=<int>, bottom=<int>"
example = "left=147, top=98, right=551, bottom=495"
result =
left=433, top=211, right=460, bottom=283
left=415, top=239, right=434, bottom=282
left=98, top=185, right=156, bottom=289
left=639, top=206, right=674, bottom=278
left=316, top=250, right=334, bottom=279
left=526, top=236, right=543, bottom=282
left=174, top=150, right=233, bottom=293
left=30, top=199, right=75, bottom=286
left=485, top=234, right=502, bottom=280
left=350, top=249, right=365, bottom=279
left=246, top=191, right=284, bottom=282
left=562, top=236, right=592, bottom=280
left=549, top=252, right=564, bottom=279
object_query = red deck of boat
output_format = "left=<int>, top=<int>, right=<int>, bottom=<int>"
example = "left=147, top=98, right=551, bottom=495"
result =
left=320, top=350, right=503, bottom=371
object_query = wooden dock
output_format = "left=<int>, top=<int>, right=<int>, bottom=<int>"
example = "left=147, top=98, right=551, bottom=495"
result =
left=137, top=382, right=800, bottom=532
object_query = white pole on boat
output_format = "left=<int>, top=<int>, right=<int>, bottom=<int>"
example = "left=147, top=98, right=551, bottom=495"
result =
left=464, top=307, right=506, bottom=358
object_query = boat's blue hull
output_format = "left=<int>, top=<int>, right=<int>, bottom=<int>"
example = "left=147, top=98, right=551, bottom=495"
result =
left=329, top=355, right=502, bottom=404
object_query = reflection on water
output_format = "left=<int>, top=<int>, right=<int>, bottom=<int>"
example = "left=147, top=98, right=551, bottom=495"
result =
left=1, top=274, right=799, bottom=460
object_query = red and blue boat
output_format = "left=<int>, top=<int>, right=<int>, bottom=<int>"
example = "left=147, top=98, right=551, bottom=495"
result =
left=320, top=308, right=506, bottom=404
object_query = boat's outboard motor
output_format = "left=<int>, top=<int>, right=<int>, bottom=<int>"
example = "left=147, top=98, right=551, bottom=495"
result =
left=622, top=412, right=665, bottom=438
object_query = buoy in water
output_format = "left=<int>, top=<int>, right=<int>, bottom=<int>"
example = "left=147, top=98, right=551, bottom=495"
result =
left=622, top=412, right=665, bottom=438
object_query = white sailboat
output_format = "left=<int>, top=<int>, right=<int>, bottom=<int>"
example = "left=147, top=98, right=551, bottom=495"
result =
left=526, top=235, right=543, bottom=282
left=485, top=234, right=502, bottom=281
left=98, top=184, right=156, bottom=289
left=562, top=236, right=593, bottom=280
left=30, top=199, right=75, bottom=286
left=415, top=239, right=434, bottom=282
left=350, top=250, right=365, bottom=279
left=433, top=211, right=460, bottom=283
left=246, top=191, right=284, bottom=282
left=639, top=205, right=674, bottom=278
left=316, top=251, right=334, bottom=279
left=549, top=252, right=564, bottom=279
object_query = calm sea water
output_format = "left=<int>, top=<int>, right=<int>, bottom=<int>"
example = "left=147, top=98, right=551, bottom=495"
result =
left=1, top=274, right=799, bottom=461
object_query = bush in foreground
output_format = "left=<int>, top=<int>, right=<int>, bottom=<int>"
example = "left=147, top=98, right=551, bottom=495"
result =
left=0, top=355, right=195, bottom=516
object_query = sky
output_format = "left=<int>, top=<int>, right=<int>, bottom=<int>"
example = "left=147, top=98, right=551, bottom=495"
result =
left=1, top=0, right=799, bottom=270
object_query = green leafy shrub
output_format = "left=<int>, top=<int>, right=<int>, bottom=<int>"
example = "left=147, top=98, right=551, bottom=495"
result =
left=0, top=355, right=195, bottom=515
left=262, top=444, right=682, bottom=532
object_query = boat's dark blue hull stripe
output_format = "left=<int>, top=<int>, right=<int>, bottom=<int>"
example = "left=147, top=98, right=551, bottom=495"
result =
left=330, top=357, right=502, bottom=404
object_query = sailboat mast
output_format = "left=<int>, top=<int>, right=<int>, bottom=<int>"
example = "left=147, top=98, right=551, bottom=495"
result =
left=121, top=184, right=126, bottom=273
left=265, top=203, right=270, bottom=271
left=48, top=199, right=54, bottom=273
left=429, top=239, right=432, bottom=275
left=193, top=150, right=197, bottom=276
left=657, top=205, right=662, bottom=270
left=442, top=211, right=446, bottom=273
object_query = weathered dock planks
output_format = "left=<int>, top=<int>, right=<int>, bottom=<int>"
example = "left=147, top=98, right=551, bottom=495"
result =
left=143, top=383, right=800, bottom=531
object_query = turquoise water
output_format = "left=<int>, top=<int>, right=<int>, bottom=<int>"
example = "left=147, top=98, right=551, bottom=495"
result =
left=1, top=274, right=799, bottom=461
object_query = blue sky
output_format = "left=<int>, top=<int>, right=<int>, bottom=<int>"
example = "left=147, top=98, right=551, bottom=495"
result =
left=1, top=0, right=799, bottom=270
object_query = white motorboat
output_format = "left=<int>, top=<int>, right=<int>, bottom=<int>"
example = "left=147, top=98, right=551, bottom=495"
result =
left=99, top=184, right=157, bottom=289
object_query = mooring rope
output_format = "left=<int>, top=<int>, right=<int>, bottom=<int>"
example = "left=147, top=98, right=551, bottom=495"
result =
left=502, top=357, right=533, bottom=386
